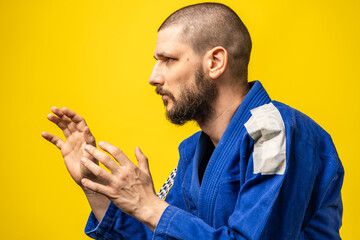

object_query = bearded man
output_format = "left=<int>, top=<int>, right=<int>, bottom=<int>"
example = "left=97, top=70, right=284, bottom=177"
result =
left=42, top=3, right=344, bottom=239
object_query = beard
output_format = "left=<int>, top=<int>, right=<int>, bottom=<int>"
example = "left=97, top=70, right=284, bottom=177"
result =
left=156, top=67, right=218, bottom=126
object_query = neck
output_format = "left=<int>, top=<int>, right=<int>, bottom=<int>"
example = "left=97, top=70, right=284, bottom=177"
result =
left=199, top=83, right=249, bottom=146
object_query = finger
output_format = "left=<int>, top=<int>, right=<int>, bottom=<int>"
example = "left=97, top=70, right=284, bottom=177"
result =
left=41, top=132, right=64, bottom=149
left=84, top=145, right=120, bottom=173
left=82, top=127, right=97, bottom=161
left=98, top=141, right=131, bottom=166
left=50, top=106, right=64, bottom=117
left=135, top=147, right=151, bottom=176
left=84, top=126, right=96, bottom=146
left=81, top=178, right=112, bottom=196
left=81, top=157, right=113, bottom=181
left=51, top=106, right=77, bottom=133
left=62, top=107, right=87, bottom=131
left=47, top=114, right=71, bottom=137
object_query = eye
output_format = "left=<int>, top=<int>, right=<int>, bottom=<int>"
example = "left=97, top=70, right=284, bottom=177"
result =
left=153, top=55, right=177, bottom=64
left=164, top=57, right=174, bottom=62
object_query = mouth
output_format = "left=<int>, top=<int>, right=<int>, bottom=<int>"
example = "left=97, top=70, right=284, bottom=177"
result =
left=156, top=88, right=169, bottom=98
left=155, top=87, right=174, bottom=106
left=161, top=94, right=170, bottom=106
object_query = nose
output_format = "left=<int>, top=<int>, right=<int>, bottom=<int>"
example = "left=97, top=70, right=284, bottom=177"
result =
left=149, top=61, right=164, bottom=86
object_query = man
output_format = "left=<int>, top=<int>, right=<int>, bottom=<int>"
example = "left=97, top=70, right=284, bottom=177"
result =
left=42, top=3, right=344, bottom=239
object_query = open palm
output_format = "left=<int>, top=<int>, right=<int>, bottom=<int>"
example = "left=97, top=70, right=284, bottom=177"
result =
left=42, top=107, right=98, bottom=186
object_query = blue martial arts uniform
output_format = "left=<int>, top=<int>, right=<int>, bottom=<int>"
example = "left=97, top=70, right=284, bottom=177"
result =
left=85, top=81, right=344, bottom=240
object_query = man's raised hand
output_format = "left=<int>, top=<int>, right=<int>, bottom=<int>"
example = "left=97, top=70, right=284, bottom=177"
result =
left=42, top=107, right=110, bottom=222
left=41, top=107, right=98, bottom=186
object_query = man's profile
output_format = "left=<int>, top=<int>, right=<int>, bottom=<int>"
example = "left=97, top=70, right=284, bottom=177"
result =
left=42, top=3, right=343, bottom=239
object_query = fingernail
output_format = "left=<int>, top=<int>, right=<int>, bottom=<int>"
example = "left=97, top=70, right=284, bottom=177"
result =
left=98, top=141, right=104, bottom=146
left=81, top=157, right=86, bottom=163
left=85, top=145, right=91, bottom=151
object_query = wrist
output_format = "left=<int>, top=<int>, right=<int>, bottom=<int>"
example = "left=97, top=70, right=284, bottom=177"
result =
left=82, top=187, right=110, bottom=222
left=136, top=196, right=169, bottom=232
left=82, top=187, right=97, bottom=196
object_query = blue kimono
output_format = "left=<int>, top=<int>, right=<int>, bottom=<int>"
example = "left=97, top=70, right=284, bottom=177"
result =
left=85, top=81, right=344, bottom=239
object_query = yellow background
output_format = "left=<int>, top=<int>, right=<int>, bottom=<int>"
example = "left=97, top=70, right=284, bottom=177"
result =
left=0, top=0, right=359, bottom=239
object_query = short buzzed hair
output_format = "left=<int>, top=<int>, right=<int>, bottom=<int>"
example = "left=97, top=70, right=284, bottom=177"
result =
left=158, top=2, right=252, bottom=82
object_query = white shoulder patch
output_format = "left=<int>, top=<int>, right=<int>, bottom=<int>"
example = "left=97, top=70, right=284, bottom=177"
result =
left=244, top=102, right=286, bottom=175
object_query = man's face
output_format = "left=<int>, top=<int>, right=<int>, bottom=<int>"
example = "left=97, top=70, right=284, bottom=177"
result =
left=149, top=26, right=217, bottom=125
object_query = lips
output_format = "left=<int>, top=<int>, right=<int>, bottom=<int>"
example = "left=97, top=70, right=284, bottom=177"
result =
left=156, top=87, right=169, bottom=98
left=155, top=87, right=175, bottom=104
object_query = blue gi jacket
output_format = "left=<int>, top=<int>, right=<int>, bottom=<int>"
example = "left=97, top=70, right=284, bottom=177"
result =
left=85, top=81, right=344, bottom=239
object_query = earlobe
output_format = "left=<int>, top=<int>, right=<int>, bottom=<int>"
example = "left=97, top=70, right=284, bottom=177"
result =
left=207, top=47, right=228, bottom=79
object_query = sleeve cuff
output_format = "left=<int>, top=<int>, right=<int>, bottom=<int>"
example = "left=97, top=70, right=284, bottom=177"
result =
left=153, top=205, right=181, bottom=239
left=85, top=202, right=118, bottom=239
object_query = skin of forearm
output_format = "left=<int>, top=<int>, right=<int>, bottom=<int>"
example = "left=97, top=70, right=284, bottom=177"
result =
left=83, top=188, right=110, bottom=222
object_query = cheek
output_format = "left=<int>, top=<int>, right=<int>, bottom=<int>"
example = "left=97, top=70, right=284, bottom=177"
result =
left=166, top=62, right=198, bottom=93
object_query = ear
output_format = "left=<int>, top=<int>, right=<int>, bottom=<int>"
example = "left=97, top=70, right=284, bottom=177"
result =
left=204, top=46, right=228, bottom=79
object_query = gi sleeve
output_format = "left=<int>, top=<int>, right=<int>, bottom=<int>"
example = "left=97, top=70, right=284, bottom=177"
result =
left=300, top=153, right=344, bottom=239
left=84, top=167, right=182, bottom=239
left=84, top=202, right=153, bottom=239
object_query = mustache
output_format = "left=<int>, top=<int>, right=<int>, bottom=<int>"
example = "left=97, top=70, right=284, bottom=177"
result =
left=155, top=86, right=166, bottom=95
left=155, top=87, right=175, bottom=101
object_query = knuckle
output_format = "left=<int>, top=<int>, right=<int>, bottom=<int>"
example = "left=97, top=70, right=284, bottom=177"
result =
left=56, top=142, right=62, bottom=149
left=94, top=167, right=102, bottom=177
left=112, top=179, right=121, bottom=189
left=134, top=167, right=141, bottom=175
left=108, top=188, right=117, bottom=198
left=57, top=122, right=66, bottom=129
left=120, top=173, right=128, bottom=182
left=93, top=185, right=99, bottom=193
left=102, top=155, right=111, bottom=164
left=129, top=164, right=137, bottom=172
left=50, top=136, right=57, bottom=144
left=82, top=179, right=88, bottom=187
left=87, top=146, right=94, bottom=154
left=113, top=148, right=123, bottom=157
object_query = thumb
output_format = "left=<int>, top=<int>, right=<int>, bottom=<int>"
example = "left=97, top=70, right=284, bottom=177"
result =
left=84, top=126, right=96, bottom=146
left=135, top=146, right=151, bottom=175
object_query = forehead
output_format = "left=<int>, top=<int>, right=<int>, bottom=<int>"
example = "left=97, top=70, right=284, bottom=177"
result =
left=154, top=25, right=194, bottom=57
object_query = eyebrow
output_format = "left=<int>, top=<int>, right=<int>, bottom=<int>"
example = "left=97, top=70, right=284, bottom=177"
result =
left=154, top=52, right=176, bottom=60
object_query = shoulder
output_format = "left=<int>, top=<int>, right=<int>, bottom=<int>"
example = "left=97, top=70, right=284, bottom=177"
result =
left=272, top=101, right=334, bottom=149
left=243, top=101, right=340, bottom=174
